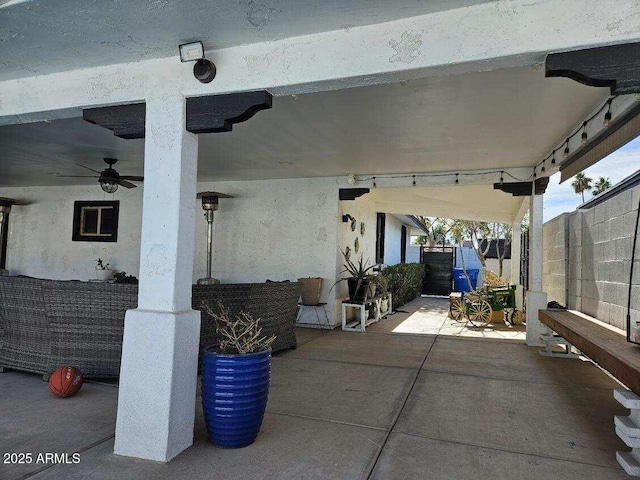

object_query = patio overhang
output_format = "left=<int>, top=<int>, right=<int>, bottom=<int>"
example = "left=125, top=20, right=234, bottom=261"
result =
left=2, top=0, right=640, bottom=465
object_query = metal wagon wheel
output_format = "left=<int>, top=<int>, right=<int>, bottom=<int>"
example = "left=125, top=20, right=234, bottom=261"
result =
left=467, top=300, right=492, bottom=327
left=508, top=309, right=524, bottom=325
left=450, top=298, right=465, bottom=321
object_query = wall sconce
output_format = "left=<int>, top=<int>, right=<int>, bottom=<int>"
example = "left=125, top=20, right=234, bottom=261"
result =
left=179, top=41, right=216, bottom=84
left=342, top=214, right=354, bottom=223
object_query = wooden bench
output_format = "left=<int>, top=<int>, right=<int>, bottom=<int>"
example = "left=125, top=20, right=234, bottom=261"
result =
left=539, top=309, right=640, bottom=395
left=540, top=309, right=640, bottom=475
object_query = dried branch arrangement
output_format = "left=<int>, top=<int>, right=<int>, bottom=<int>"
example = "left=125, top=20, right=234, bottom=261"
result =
left=201, top=301, right=276, bottom=354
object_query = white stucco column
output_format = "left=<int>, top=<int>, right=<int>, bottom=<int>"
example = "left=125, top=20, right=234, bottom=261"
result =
left=511, top=222, right=524, bottom=311
left=526, top=191, right=547, bottom=346
left=511, top=222, right=521, bottom=286
left=114, top=93, right=201, bottom=462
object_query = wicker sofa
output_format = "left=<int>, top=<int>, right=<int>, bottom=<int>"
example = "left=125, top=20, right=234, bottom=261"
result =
left=0, top=277, right=300, bottom=379
left=193, top=282, right=301, bottom=354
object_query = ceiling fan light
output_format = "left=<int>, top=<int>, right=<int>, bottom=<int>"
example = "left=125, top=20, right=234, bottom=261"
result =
left=100, top=179, right=119, bottom=194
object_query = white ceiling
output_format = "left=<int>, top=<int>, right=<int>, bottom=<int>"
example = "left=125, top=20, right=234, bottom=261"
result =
left=0, top=65, right=607, bottom=187
left=0, top=0, right=493, bottom=82
left=367, top=185, right=524, bottom=223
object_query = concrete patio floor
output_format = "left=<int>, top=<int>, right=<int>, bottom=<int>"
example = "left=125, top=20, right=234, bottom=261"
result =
left=0, top=296, right=632, bottom=479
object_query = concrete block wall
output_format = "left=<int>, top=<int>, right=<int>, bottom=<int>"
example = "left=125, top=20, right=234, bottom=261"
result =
left=542, top=213, right=568, bottom=306
left=543, top=184, right=640, bottom=330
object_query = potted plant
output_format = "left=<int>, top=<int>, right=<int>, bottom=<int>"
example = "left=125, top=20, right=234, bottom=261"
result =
left=333, top=250, right=377, bottom=301
left=94, top=258, right=112, bottom=281
left=297, top=277, right=323, bottom=305
left=200, top=302, right=275, bottom=449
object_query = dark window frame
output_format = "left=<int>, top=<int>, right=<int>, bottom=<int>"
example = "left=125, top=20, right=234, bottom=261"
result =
left=376, top=213, right=386, bottom=264
left=401, top=225, right=407, bottom=263
left=72, top=200, right=120, bottom=242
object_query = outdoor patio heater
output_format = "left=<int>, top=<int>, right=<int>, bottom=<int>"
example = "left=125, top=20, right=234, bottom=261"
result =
left=0, top=197, right=29, bottom=276
left=196, top=192, right=234, bottom=285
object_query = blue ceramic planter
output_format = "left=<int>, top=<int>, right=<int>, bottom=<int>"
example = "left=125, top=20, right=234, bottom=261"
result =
left=201, top=345, right=271, bottom=448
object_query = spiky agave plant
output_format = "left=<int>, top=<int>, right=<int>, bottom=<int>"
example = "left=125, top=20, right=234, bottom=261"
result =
left=331, top=249, right=378, bottom=298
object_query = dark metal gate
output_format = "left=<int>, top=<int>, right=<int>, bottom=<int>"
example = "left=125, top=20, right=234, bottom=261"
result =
left=420, top=246, right=455, bottom=296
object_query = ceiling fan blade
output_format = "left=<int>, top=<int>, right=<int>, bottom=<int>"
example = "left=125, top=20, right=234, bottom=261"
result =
left=120, top=175, right=144, bottom=181
left=75, top=163, right=103, bottom=174
left=54, top=174, right=99, bottom=178
left=118, top=179, right=137, bottom=189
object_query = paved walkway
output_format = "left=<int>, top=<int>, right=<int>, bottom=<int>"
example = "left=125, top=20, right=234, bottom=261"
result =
left=0, top=296, right=631, bottom=479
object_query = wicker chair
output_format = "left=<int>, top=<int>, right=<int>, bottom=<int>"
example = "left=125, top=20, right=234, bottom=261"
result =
left=193, top=282, right=301, bottom=353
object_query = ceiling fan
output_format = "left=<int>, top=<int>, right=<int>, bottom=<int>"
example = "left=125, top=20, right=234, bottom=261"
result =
left=56, top=158, right=143, bottom=193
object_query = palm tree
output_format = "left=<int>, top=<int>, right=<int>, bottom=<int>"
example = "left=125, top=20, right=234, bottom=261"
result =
left=571, top=173, right=593, bottom=203
left=592, top=177, right=612, bottom=196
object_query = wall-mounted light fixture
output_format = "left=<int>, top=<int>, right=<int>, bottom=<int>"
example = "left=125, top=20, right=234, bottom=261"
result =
left=179, top=41, right=216, bottom=84
left=342, top=214, right=354, bottom=223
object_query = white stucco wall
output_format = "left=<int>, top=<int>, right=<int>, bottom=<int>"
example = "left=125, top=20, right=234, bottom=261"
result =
left=0, top=177, right=341, bottom=272
left=0, top=179, right=420, bottom=328
left=406, top=246, right=420, bottom=264
left=195, top=177, right=342, bottom=326
left=384, top=214, right=404, bottom=266
left=336, top=193, right=379, bottom=309
left=0, top=178, right=341, bottom=324
left=0, top=185, right=144, bottom=280
left=485, top=258, right=512, bottom=280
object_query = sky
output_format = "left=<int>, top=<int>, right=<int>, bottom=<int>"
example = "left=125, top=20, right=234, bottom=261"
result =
left=543, top=136, right=640, bottom=222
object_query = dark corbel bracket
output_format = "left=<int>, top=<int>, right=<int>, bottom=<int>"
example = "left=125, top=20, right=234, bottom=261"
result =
left=546, top=42, right=640, bottom=95
left=82, top=91, right=273, bottom=139
left=493, top=177, right=549, bottom=197
left=339, top=188, right=370, bottom=201
left=186, top=91, right=272, bottom=134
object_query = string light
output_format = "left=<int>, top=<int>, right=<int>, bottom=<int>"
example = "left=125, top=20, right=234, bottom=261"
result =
left=603, top=98, right=613, bottom=127
left=355, top=93, right=612, bottom=190
left=353, top=95, right=616, bottom=191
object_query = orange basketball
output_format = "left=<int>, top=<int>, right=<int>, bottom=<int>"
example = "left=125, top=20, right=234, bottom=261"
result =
left=48, top=366, right=84, bottom=398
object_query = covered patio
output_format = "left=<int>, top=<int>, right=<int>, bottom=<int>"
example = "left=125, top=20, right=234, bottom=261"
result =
left=0, top=296, right=628, bottom=480
left=2, top=0, right=640, bottom=476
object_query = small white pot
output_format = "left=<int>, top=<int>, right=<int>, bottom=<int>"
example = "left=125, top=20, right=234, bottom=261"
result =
left=95, top=269, right=112, bottom=281
left=381, top=298, right=389, bottom=313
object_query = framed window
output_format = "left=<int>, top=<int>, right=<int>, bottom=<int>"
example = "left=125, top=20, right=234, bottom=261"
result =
left=72, top=201, right=119, bottom=242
